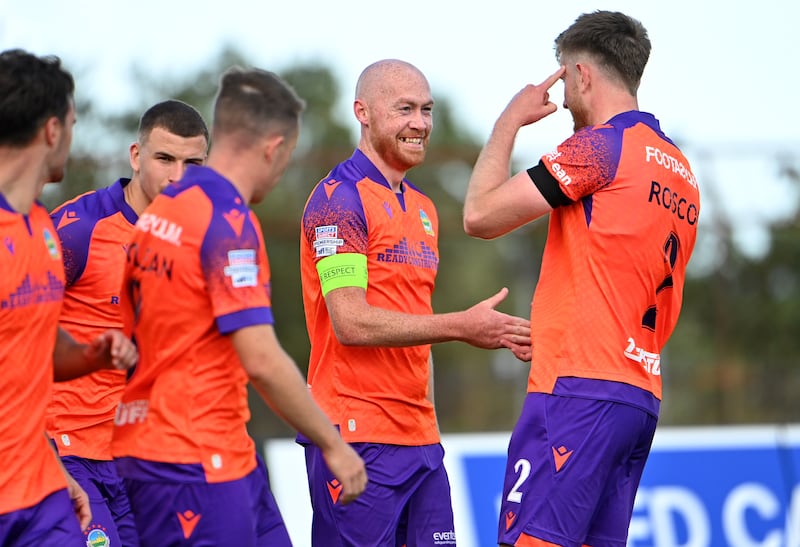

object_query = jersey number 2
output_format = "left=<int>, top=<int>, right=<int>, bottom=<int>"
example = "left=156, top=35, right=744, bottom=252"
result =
left=642, top=231, right=680, bottom=331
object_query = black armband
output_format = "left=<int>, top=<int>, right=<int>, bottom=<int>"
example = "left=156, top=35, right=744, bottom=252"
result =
left=527, top=161, right=573, bottom=208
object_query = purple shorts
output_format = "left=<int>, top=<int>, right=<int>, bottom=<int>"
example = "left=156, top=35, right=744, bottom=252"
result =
left=62, top=455, right=139, bottom=547
left=304, top=442, right=456, bottom=547
left=0, top=488, right=84, bottom=546
left=498, top=393, right=657, bottom=547
left=122, top=453, right=290, bottom=546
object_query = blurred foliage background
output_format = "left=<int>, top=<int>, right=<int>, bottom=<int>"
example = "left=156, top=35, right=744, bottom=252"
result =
left=41, top=48, right=800, bottom=446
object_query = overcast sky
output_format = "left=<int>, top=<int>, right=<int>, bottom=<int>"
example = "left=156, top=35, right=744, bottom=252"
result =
left=3, top=0, right=798, bottom=258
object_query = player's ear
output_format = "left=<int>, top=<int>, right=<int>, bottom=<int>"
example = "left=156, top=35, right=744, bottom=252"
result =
left=129, top=142, right=140, bottom=172
left=262, top=134, right=285, bottom=163
left=575, top=62, right=591, bottom=92
left=42, top=116, right=62, bottom=147
left=354, top=99, right=369, bottom=125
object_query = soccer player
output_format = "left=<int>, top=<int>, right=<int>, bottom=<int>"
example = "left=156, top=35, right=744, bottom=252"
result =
left=0, top=48, right=138, bottom=546
left=46, top=99, right=210, bottom=547
left=298, top=59, right=532, bottom=546
left=462, top=11, right=701, bottom=547
left=111, top=66, right=367, bottom=546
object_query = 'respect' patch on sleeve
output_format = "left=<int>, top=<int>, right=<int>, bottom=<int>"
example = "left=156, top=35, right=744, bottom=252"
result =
left=316, top=253, right=367, bottom=296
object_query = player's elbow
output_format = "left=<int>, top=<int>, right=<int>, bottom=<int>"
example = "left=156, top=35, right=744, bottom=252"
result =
left=331, top=322, right=369, bottom=346
left=463, top=211, right=500, bottom=240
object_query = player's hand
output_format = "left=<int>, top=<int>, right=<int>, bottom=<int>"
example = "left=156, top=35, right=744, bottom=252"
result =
left=85, top=329, right=138, bottom=371
left=462, top=287, right=531, bottom=351
left=322, top=440, right=368, bottom=505
left=502, top=339, right=533, bottom=362
left=500, top=66, right=564, bottom=128
left=65, top=470, right=92, bottom=531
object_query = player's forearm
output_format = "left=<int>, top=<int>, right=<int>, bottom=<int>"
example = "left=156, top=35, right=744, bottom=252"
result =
left=332, top=302, right=468, bottom=347
left=249, top=354, right=344, bottom=452
left=463, top=117, right=519, bottom=236
left=52, top=327, right=99, bottom=381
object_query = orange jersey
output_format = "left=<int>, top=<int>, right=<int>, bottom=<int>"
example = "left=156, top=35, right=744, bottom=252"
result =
left=112, top=166, right=273, bottom=483
left=527, top=111, right=700, bottom=414
left=301, top=150, right=440, bottom=445
left=0, top=196, right=67, bottom=514
left=46, top=179, right=135, bottom=459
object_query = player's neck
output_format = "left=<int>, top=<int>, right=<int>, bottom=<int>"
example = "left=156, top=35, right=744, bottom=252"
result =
left=357, top=146, right=406, bottom=193
left=0, top=147, right=46, bottom=214
left=123, top=178, right=149, bottom=216
left=206, top=149, right=255, bottom=205
left=592, top=92, right=639, bottom=125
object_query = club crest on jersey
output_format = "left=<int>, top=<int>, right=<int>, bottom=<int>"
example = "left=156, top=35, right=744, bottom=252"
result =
left=43, top=228, right=60, bottom=260
left=84, top=524, right=110, bottom=547
left=224, top=249, right=258, bottom=288
left=313, top=225, right=343, bottom=257
left=419, top=209, right=434, bottom=236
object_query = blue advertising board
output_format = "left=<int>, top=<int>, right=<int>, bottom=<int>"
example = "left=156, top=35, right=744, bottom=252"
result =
left=266, top=425, right=800, bottom=547
left=445, top=426, right=800, bottom=547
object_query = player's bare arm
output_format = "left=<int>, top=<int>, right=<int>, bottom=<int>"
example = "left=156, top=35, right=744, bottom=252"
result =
left=325, top=285, right=530, bottom=354
left=47, top=435, right=91, bottom=530
left=231, top=324, right=367, bottom=504
left=463, top=68, right=564, bottom=239
left=52, top=327, right=138, bottom=381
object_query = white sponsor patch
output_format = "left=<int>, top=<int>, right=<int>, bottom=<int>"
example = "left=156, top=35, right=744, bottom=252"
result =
left=313, top=225, right=343, bottom=257
left=224, top=249, right=258, bottom=287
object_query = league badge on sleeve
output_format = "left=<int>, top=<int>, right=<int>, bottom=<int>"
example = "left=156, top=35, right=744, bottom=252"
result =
left=313, top=225, right=344, bottom=257
left=223, top=249, right=258, bottom=288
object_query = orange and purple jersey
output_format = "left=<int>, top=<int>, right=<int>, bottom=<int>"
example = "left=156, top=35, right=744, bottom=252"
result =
left=0, top=195, right=67, bottom=514
left=300, top=149, right=440, bottom=445
left=526, top=111, right=700, bottom=415
left=45, top=179, right=136, bottom=460
left=112, top=165, right=273, bottom=484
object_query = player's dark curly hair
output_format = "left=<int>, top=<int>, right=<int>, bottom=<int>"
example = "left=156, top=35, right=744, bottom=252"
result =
left=555, top=11, right=651, bottom=95
left=0, top=49, right=75, bottom=147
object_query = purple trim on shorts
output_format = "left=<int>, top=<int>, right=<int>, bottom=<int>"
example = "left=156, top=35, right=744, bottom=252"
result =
left=552, top=377, right=660, bottom=417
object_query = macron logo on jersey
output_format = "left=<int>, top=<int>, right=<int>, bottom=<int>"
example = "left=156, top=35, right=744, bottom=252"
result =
left=136, top=213, right=183, bottom=246
left=223, top=209, right=245, bottom=237
left=224, top=249, right=258, bottom=288
left=56, top=209, right=80, bottom=231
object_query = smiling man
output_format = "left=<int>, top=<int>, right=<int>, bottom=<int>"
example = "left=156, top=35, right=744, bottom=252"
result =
left=297, top=58, right=532, bottom=547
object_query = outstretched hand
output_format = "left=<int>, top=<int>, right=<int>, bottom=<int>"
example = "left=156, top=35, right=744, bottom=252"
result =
left=462, top=288, right=531, bottom=359
left=84, top=329, right=138, bottom=371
